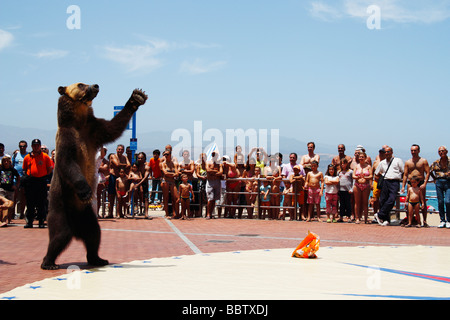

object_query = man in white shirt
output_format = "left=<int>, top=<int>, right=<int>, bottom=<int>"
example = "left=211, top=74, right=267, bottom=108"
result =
left=374, top=146, right=404, bottom=225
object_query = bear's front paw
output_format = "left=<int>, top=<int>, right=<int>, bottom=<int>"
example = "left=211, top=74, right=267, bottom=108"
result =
left=75, top=181, right=93, bottom=203
left=130, top=89, right=148, bottom=108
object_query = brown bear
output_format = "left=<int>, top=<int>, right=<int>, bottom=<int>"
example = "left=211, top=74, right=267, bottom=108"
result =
left=40, top=83, right=148, bottom=270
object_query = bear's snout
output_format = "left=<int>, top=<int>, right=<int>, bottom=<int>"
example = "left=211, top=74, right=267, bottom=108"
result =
left=83, top=84, right=99, bottom=101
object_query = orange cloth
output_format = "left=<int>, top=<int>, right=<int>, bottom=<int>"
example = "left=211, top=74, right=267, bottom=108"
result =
left=292, top=231, right=320, bottom=259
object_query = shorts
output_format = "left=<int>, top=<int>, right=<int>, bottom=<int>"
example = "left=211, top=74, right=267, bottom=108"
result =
left=206, top=180, right=221, bottom=202
left=295, top=190, right=305, bottom=205
left=307, top=187, right=321, bottom=204
left=108, top=174, right=117, bottom=195
left=325, top=193, right=338, bottom=214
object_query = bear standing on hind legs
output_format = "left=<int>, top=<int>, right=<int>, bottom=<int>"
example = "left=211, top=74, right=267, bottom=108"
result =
left=41, top=83, right=148, bottom=270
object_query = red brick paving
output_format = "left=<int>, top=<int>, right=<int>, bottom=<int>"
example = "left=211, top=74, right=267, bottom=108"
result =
left=1, top=216, right=449, bottom=294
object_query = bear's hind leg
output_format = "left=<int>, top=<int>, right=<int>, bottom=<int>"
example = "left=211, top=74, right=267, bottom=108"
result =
left=41, top=228, right=72, bottom=270
left=81, top=209, right=109, bottom=267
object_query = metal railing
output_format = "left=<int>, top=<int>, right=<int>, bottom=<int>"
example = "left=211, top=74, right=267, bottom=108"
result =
left=95, top=177, right=440, bottom=220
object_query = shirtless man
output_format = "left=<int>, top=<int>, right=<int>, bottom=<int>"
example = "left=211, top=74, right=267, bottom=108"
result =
left=206, top=152, right=223, bottom=219
left=401, top=144, right=431, bottom=227
left=107, top=144, right=130, bottom=218
left=179, top=150, right=195, bottom=181
left=332, top=144, right=352, bottom=172
left=300, top=142, right=320, bottom=174
left=161, top=150, right=180, bottom=219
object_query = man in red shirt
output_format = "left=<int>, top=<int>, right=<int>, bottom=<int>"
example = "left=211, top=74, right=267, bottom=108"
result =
left=149, top=149, right=162, bottom=205
left=22, top=139, right=53, bottom=228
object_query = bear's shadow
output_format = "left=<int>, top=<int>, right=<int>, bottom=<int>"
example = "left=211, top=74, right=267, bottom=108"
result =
left=57, top=262, right=176, bottom=271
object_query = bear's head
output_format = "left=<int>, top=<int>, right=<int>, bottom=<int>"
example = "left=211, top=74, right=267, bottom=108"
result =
left=58, top=83, right=99, bottom=104
left=57, top=83, right=99, bottom=127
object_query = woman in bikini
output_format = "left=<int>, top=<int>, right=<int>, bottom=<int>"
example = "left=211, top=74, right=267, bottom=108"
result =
left=223, top=158, right=241, bottom=218
left=352, top=152, right=373, bottom=224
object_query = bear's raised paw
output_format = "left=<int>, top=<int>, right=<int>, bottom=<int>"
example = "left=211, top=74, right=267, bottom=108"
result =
left=131, top=88, right=148, bottom=107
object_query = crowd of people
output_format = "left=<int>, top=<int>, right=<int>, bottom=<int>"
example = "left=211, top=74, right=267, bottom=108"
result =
left=0, top=140, right=448, bottom=229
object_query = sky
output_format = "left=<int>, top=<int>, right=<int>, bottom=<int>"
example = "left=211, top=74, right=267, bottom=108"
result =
left=0, top=0, right=449, bottom=158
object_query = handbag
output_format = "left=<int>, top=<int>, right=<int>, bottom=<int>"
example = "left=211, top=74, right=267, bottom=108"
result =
left=376, top=158, right=393, bottom=190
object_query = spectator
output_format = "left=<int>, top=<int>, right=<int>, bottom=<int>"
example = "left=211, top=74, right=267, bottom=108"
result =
left=242, top=157, right=257, bottom=219
left=324, top=164, right=339, bottom=223
left=0, top=194, right=14, bottom=227
left=107, top=144, right=130, bottom=218
left=205, top=152, right=222, bottom=219
left=332, top=144, right=352, bottom=172
left=290, top=165, right=306, bottom=220
left=401, top=144, right=431, bottom=227
left=371, top=148, right=386, bottom=215
left=22, top=139, right=53, bottom=228
left=404, top=176, right=425, bottom=228
left=149, top=149, right=162, bottom=205
left=115, top=168, right=129, bottom=219
left=249, top=147, right=267, bottom=177
left=94, top=147, right=109, bottom=217
left=352, top=152, right=373, bottom=224
left=283, top=153, right=306, bottom=220
left=300, top=142, right=320, bottom=174
left=305, top=161, right=323, bottom=222
left=235, top=152, right=247, bottom=219
left=281, top=153, right=302, bottom=180
left=195, top=153, right=208, bottom=217
left=161, top=149, right=180, bottom=219
left=0, top=143, right=4, bottom=161
left=41, top=145, right=49, bottom=155
left=259, top=178, right=271, bottom=219
left=223, top=156, right=240, bottom=218
left=430, top=146, right=449, bottom=228
left=0, top=155, right=20, bottom=224
left=374, top=146, right=404, bottom=226
left=234, top=145, right=245, bottom=166
left=12, top=140, right=29, bottom=218
left=134, top=152, right=152, bottom=219
left=338, top=158, right=353, bottom=222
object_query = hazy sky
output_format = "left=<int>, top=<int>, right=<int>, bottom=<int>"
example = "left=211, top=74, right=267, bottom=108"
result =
left=0, top=0, right=449, bottom=157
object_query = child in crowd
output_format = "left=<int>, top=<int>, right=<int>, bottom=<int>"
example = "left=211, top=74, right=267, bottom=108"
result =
left=115, top=168, right=129, bottom=218
left=405, top=176, right=425, bottom=228
left=128, top=162, right=143, bottom=214
left=324, top=164, right=339, bottom=223
left=260, top=179, right=271, bottom=219
left=179, top=173, right=194, bottom=220
left=305, top=161, right=323, bottom=222
left=269, top=168, right=282, bottom=220
left=338, top=158, right=353, bottom=222
left=281, top=180, right=294, bottom=220
left=289, top=165, right=305, bottom=220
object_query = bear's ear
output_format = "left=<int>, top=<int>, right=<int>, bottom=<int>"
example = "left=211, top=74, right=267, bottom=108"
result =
left=58, top=86, right=66, bottom=96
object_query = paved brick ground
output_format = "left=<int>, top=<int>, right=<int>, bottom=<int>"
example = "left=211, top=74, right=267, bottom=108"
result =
left=1, top=213, right=449, bottom=295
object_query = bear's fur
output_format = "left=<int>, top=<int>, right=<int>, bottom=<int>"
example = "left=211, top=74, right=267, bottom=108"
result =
left=41, top=83, right=147, bottom=270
